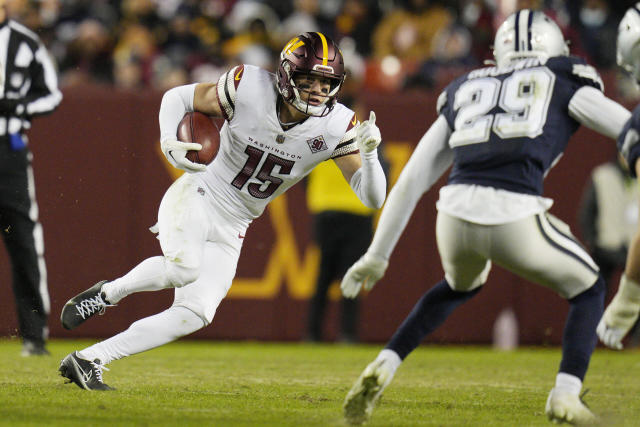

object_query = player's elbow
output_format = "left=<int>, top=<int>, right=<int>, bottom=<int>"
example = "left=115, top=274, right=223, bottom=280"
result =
left=366, top=190, right=386, bottom=209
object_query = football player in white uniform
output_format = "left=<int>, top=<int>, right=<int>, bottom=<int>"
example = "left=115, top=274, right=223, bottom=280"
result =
left=339, top=10, right=630, bottom=425
left=57, top=32, right=387, bottom=391
left=597, top=4, right=640, bottom=351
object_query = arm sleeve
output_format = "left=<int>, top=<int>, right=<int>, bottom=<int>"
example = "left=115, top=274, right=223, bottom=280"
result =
left=158, top=83, right=197, bottom=143
left=369, top=116, right=453, bottom=259
left=331, top=123, right=359, bottom=158
left=349, top=149, right=387, bottom=209
left=23, top=44, right=62, bottom=117
left=568, top=86, right=631, bottom=139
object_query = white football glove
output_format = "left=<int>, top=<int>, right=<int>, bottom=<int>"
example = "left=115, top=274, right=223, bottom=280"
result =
left=596, top=321, right=627, bottom=351
left=341, top=252, right=389, bottom=299
left=161, top=138, right=207, bottom=173
left=596, top=281, right=640, bottom=350
left=356, top=111, right=381, bottom=154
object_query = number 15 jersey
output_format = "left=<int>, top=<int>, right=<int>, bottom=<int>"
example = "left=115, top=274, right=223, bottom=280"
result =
left=200, top=64, right=358, bottom=227
left=437, top=56, right=603, bottom=196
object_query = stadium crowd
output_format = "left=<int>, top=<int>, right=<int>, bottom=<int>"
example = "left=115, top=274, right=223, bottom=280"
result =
left=5, top=0, right=638, bottom=94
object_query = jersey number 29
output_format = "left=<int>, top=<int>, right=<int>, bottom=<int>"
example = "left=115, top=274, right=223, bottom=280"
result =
left=449, top=67, right=555, bottom=147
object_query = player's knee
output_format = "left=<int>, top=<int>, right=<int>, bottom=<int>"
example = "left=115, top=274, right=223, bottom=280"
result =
left=570, top=275, right=605, bottom=303
left=165, top=260, right=201, bottom=288
left=446, top=273, right=487, bottom=292
left=173, top=302, right=213, bottom=326
left=173, top=306, right=209, bottom=333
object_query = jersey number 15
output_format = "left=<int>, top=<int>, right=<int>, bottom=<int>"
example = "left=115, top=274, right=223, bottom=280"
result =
left=232, top=146, right=295, bottom=199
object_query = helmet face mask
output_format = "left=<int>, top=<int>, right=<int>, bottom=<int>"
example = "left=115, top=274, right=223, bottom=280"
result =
left=617, top=5, right=640, bottom=84
left=276, top=32, right=345, bottom=117
left=493, top=9, right=569, bottom=68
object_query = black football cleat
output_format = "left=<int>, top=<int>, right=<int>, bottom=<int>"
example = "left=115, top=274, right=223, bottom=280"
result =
left=60, top=280, right=113, bottom=330
left=59, top=351, right=114, bottom=391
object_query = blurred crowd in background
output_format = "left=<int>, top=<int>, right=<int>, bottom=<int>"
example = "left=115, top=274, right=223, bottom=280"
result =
left=7, top=0, right=640, bottom=97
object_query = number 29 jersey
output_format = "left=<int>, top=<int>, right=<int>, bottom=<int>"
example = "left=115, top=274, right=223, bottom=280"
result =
left=437, top=56, right=603, bottom=196
left=201, top=64, right=358, bottom=227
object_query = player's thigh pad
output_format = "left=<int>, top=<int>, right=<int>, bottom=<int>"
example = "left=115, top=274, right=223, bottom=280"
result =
left=489, top=213, right=599, bottom=298
left=172, top=239, right=241, bottom=324
left=436, top=212, right=491, bottom=291
left=171, top=193, right=245, bottom=324
left=158, top=174, right=210, bottom=286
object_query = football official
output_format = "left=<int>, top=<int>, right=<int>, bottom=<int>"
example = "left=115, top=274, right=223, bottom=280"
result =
left=0, top=0, right=62, bottom=356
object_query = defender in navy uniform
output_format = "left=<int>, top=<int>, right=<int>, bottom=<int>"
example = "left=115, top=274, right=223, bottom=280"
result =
left=597, top=4, right=640, bottom=351
left=339, top=10, right=631, bottom=425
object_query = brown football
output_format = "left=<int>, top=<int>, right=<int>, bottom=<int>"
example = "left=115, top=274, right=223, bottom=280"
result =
left=177, top=112, right=223, bottom=165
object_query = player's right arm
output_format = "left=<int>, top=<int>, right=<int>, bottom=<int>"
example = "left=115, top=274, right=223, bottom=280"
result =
left=158, top=66, right=245, bottom=172
left=196, top=64, right=244, bottom=121
left=158, top=82, right=206, bottom=173
left=193, top=83, right=223, bottom=117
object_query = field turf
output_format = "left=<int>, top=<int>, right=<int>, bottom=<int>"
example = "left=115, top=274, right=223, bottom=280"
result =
left=0, top=338, right=638, bottom=426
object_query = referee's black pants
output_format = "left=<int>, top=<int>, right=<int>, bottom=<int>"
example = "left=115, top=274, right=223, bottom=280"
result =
left=307, top=211, right=373, bottom=342
left=0, top=139, right=48, bottom=345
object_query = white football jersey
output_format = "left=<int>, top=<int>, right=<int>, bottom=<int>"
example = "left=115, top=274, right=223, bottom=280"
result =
left=199, top=64, right=358, bottom=226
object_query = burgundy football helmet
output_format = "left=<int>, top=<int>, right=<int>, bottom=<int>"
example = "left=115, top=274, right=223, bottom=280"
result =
left=276, top=32, right=345, bottom=116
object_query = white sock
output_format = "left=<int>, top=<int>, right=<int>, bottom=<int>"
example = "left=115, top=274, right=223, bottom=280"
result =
left=376, top=349, right=402, bottom=374
left=554, top=372, right=582, bottom=396
left=102, top=256, right=171, bottom=304
left=77, top=306, right=205, bottom=364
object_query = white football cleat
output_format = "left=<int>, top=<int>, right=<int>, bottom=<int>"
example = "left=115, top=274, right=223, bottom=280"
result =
left=545, top=387, right=596, bottom=425
left=343, top=358, right=395, bottom=425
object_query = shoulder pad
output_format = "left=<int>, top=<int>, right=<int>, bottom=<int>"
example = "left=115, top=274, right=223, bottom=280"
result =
left=571, top=63, right=604, bottom=91
left=216, top=65, right=245, bottom=121
left=547, top=56, right=604, bottom=91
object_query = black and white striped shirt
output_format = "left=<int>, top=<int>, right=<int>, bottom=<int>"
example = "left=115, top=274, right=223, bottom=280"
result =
left=0, top=19, right=61, bottom=137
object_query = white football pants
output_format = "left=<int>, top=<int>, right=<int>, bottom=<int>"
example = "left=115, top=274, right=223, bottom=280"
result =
left=80, top=174, right=247, bottom=364
left=157, top=174, right=245, bottom=323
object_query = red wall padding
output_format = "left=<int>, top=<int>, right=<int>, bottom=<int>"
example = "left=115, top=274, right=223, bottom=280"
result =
left=0, top=78, right=625, bottom=345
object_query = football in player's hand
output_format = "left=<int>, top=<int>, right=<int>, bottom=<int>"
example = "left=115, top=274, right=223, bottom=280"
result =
left=177, top=112, right=223, bottom=165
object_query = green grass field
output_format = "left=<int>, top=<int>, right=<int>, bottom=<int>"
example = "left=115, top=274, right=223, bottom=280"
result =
left=0, top=338, right=638, bottom=426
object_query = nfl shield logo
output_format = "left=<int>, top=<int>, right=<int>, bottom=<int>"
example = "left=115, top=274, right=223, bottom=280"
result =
left=276, top=134, right=285, bottom=143
left=306, top=135, right=327, bottom=153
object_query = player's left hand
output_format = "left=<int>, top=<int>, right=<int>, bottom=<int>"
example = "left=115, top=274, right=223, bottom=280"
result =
left=341, top=252, right=388, bottom=298
left=356, top=111, right=381, bottom=154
